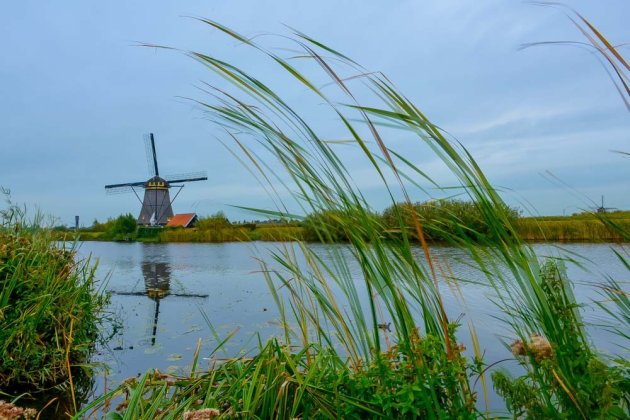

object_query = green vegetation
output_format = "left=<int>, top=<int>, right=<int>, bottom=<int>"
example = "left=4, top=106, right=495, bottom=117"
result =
left=96, top=213, right=137, bottom=241
left=381, top=200, right=520, bottom=243
left=69, top=212, right=307, bottom=243
left=69, top=206, right=630, bottom=245
left=196, top=211, right=231, bottom=229
left=0, top=196, right=106, bottom=401
left=76, top=14, right=629, bottom=420
left=516, top=211, right=630, bottom=242
left=492, top=260, right=629, bottom=418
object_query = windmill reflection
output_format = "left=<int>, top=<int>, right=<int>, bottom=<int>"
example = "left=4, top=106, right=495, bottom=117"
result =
left=142, top=260, right=171, bottom=345
left=111, top=255, right=208, bottom=347
left=141, top=260, right=209, bottom=346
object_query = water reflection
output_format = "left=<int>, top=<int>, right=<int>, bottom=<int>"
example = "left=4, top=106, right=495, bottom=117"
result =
left=142, top=260, right=171, bottom=345
left=84, top=241, right=626, bottom=414
left=110, top=247, right=208, bottom=346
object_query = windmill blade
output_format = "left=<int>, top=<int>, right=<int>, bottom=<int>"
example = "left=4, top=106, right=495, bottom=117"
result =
left=105, top=186, right=134, bottom=195
left=105, top=181, right=146, bottom=189
left=164, top=171, right=208, bottom=183
left=144, top=133, right=159, bottom=177
left=167, top=176, right=208, bottom=184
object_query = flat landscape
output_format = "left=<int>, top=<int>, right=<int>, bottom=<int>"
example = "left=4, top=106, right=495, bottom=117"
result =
left=1, top=1, right=628, bottom=419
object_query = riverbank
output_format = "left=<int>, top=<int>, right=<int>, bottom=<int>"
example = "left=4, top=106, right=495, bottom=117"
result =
left=516, top=211, right=630, bottom=242
left=58, top=211, right=630, bottom=244
left=0, top=207, right=106, bottom=416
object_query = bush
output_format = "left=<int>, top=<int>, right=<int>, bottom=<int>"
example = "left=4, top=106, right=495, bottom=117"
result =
left=492, top=260, right=630, bottom=418
left=382, top=199, right=520, bottom=243
left=196, top=211, right=231, bottom=230
left=110, top=213, right=136, bottom=236
left=302, top=210, right=381, bottom=242
left=0, top=206, right=106, bottom=389
left=94, top=213, right=137, bottom=241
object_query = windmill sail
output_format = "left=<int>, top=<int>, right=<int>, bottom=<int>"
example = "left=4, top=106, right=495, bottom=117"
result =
left=144, top=133, right=160, bottom=177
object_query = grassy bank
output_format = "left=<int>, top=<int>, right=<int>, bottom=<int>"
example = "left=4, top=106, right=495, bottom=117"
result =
left=516, top=211, right=630, bottom=242
left=65, top=211, right=629, bottom=244
left=77, top=15, right=629, bottom=420
left=60, top=224, right=307, bottom=243
left=0, top=199, right=106, bottom=414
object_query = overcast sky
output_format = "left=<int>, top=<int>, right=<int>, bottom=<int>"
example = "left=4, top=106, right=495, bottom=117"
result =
left=1, top=1, right=628, bottom=225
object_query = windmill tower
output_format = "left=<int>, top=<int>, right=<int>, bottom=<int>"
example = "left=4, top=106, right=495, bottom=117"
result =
left=105, top=133, right=208, bottom=225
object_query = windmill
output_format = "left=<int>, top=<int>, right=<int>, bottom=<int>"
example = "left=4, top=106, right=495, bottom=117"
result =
left=105, top=133, right=208, bottom=225
left=594, top=195, right=617, bottom=214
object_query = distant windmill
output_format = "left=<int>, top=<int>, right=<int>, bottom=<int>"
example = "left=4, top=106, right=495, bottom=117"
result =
left=594, top=195, right=617, bottom=214
left=105, top=133, right=208, bottom=225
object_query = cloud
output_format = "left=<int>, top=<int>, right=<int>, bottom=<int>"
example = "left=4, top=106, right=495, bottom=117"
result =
left=1, top=0, right=628, bottom=221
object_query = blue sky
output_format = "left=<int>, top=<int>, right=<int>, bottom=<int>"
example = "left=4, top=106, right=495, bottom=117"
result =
left=1, top=1, right=628, bottom=225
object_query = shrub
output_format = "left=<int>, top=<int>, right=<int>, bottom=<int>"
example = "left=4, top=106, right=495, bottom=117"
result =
left=302, top=210, right=381, bottom=242
left=492, top=260, right=630, bottom=418
left=382, top=199, right=520, bottom=242
left=0, top=205, right=106, bottom=390
left=196, top=212, right=231, bottom=230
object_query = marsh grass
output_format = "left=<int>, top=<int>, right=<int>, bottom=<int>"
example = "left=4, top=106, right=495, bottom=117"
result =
left=492, top=260, right=629, bottom=418
left=515, top=217, right=630, bottom=242
left=80, top=11, right=629, bottom=419
left=0, top=195, right=106, bottom=414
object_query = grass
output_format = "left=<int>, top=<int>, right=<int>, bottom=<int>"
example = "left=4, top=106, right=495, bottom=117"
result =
left=67, top=209, right=630, bottom=244
left=74, top=12, right=629, bottom=420
left=0, top=194, right=107, bottom=413
left=516, top=217, right=630, bottom=242
left=492, top=260, right=629, bottom=418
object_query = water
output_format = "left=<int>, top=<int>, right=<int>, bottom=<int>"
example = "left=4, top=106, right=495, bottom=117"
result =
left=77, top=241, right=627, bottom=412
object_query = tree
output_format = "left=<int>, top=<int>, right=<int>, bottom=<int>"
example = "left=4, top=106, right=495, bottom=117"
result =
left=196, top=211, right=231, bottom=230
left=115, top=214, right=136, bottom=234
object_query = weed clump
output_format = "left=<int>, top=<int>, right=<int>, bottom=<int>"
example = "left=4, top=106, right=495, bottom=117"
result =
left=0, top=203, right=106, bottom=390
left=493, top=260, right=629, bottom=418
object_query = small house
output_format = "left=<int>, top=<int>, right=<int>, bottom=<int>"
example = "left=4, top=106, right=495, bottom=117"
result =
left=166, top=213, right=198, bottom=228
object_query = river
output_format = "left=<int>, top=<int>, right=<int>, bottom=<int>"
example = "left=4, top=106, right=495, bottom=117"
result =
left=76, top=241, right=627, bottom=413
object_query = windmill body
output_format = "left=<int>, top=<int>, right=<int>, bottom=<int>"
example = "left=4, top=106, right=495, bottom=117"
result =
left=105, top=133, right=207, bottom=225
left=138, top=176, right=174, bottom=225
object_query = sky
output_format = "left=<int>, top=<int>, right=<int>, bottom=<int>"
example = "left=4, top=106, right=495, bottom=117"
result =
left=1, top=0, right=628, bottom=226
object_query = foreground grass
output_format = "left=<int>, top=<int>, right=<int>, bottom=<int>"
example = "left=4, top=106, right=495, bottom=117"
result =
left=79, top=335, right=477, bottom=419
left=0, top=200, right=106, bottom=413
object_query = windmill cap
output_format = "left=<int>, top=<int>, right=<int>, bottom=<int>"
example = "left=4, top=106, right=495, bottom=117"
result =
left=145, top=176, right=169, bottom=189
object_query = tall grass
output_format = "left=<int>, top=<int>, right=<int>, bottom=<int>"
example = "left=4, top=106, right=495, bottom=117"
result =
left=80, top=13, right=628, bottom=419
left=0, top=193, right=106, bottom=413
left=516, top=218, right=630, bottom=242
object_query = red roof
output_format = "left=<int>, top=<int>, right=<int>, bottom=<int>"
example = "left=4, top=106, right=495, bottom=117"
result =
left=166, top=213, right=197, bottom=228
